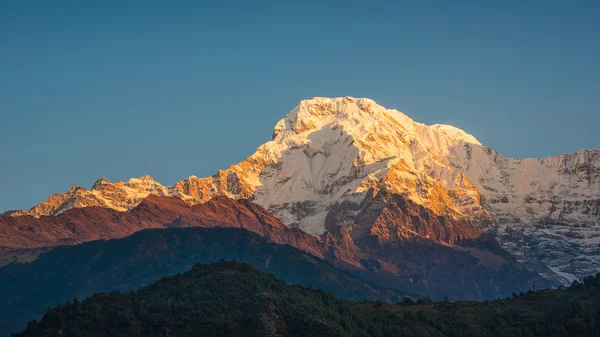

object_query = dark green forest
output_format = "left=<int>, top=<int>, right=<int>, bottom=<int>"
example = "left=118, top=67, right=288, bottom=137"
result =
left=16, top=260, right=600, bottom=337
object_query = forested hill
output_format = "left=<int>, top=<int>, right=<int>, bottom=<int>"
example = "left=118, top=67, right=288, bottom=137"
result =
left=16, top=261, right=600, bottom=337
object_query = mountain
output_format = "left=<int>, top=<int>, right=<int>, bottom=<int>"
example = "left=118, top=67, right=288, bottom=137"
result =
left=0, top=195, right=550, bottom=301
left=449, top=147, right=600, bottom=282
left=0, top=227, right=402, bottom=337
left=0, top=195, right=293, bottom=250
left=16, top=260, right=600, bottom=337
left=5, top=175, right=173, bottom=217
left=8, top=96, right=598, bottom=282
left=13, top=97, right=488, bottom=238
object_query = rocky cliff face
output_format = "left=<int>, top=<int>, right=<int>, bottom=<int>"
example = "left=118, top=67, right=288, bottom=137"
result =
left=8, top=97, right=599, bottom=283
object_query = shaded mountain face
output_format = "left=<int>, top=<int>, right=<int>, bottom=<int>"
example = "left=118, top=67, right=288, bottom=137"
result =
left=9, top=97, right=599, bottom=283
left=15, top=261, right=600, bottom=337
left=0, top=227, right=402, bottom=337
left=0, top=195, right=553, bottom=301
left=0, top=195, right=293, bottom=250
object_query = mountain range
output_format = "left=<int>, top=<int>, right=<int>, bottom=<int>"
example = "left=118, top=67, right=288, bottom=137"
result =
left=5, top=96, right=598, bottom=285
left=0, top=195, right=546, bottom=300
left=0, top=194, right=547, bottom=335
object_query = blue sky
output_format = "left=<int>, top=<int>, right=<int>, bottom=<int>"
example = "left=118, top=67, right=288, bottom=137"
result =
left=1, top=1, right=599, bottom=210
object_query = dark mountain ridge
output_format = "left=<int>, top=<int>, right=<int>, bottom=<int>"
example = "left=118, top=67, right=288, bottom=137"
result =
left=0, top=195, right=553, bottom=301
left=0, top=227, right=401, bottom=337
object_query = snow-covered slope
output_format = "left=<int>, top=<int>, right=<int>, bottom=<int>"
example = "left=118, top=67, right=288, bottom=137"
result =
left=448, top=145, right=600, bottom=282
left=171, top=97, right=489, bottom=236
left=12, top=97, right=599, bottom=283
left=14, top=175, right=172, bottom=217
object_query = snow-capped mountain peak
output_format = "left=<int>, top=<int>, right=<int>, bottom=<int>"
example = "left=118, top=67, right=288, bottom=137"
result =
left=19, top=174, right=170, bottom=217
left=225, top=96, right=486, bottom=234
left=10, top=97, right=600, bottom=284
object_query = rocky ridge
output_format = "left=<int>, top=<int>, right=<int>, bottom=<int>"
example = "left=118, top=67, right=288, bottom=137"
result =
left=0, top=195, right=550, bottom=300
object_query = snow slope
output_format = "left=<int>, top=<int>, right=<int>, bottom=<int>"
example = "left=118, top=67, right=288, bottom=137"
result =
left=448, top=145, right=600, bottom=281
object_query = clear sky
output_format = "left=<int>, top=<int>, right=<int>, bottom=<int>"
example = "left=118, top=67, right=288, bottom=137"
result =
left=1, top=1, right=599, bottom=211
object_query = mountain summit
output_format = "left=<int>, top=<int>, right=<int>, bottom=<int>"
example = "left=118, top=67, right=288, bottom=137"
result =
left=8, top=97, right=600, bottom=283
left=22, top=97, right=486, bottom=232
